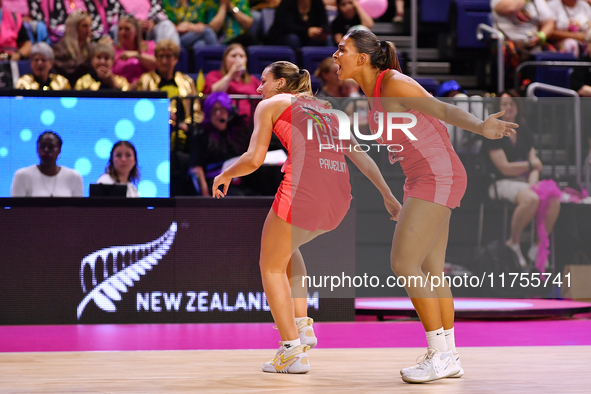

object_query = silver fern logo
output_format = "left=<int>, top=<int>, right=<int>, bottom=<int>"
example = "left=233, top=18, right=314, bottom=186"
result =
left=77, top=222, right=178, bottom=319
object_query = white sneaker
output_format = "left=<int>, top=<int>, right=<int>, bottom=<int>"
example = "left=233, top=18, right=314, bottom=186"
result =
left=400, top=348, right=461, bottom=383
left=400, top=352, right=463, bottom=378
left=527, top=244, right=538, bottom=264
left=507, top=242, right=528, bottom=268
left=297, top=318, right=317, bottom=349
left=448, top=353, right=464, bottom=378
left=262, top=343, right=311, bottom=374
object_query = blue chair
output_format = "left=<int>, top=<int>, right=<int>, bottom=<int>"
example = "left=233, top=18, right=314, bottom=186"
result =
left=454, top=0, right=491, bottom=49
left=175, top=46, right=189, bottom=73
left=247, top=46, right=296, bottom=74
left=300, top=46, right=338, bottom=75
left=194, top=45, right=227, bottom=75
left=17, top=61, right=32, bottom=77
left=421, top=0, right=452, bottom=23
left=533, top=52, right=578, bottom=90
left=414, top=77, right=440, bottom=95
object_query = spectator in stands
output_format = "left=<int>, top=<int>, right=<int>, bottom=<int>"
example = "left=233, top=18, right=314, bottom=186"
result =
left=331, top=0, right=374, bottom=45
left=111, top=14, right=157, bottom=85
left=547, top=0, right=591, bottom=57
left=52, top=11, right=93, bottom=86
left=0, top=0, right=32, bottom=61
left=314, top=57, right=342, bottom=97
left=393, top=0, right=405, bottom=23
left=11, top=131, right=84, bottom=197
left=162, top=0, right=218, bottom=54
left=2, top=0, right=50, bottom=45
left=190, top=92, right=250, bottom=196
left=482, top=91, right=560, bottom=268
left=16, top=42, right=70, bottom=90
left=137, top=39, right=203, bottom=195
left=200, top=0, right=256, bottom=46
left=203, top=43, right=260, bottom=123
left=265, top=0, right=330, bottom=50
left=97, top=140, right=140, bottom=198
left=75, top=43, right=129, bottom=90
left=104, top=0, right=180, bottom=45
left=569, top=40, right=591, bottom=162
left=45, top=0, right=109, bottom=43
left=491, top=0, right=556, bottom=87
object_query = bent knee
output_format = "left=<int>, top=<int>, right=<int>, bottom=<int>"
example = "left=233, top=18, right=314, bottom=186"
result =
left=517, top=189, right=539, bottom=208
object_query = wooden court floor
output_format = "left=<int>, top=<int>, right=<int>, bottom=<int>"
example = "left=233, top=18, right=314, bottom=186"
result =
left=1, top=346, right=590, bottom=393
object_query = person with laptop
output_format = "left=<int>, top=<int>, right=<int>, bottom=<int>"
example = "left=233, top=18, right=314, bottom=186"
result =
left=96, top=140, right=140, bottom=197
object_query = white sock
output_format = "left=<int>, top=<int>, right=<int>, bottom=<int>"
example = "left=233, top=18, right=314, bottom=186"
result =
left=425, top=327, right=448, bottom=352
left=444, top=327, right=457, bottom=354
left=295, top=317, right=308, bottom=325
left=282, top=338, right=301, bottom=353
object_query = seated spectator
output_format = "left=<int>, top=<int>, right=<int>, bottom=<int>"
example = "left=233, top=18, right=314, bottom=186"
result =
left=482, top=91, right=560, bottom=268
left=52, top=10, right=93, bottom=86
left=569, top=42, right=591, bottom=161
left=11, top=0, right=50, bottom=44
left=265, top=0, right=330, bottom=50
left=314, top=57, right=342, bottom=97
left=104, top=0, right=180, bottom=45
left=11, top=131, right=83, bottom=197
left=137, top=39, right=203, bottom=195
left=491, top=0, right=556, bottom=87
left=331, top=0, right=374, bottom=45
left=75, top=43, right=130, bottom=90
left=190, top=92, right=250, bottom=195
left=200, top=0, right=256, bottom=46
left=45, top=0, right=109, bottom=43
left=162, top=0, right=218, bottom=54
left=547, top=0, right=591, bottom=57
left=97, top=140, right=140, bottom=198
left=112, top=14, right=157, bottom=85
left=0, top=0, right=32, bottom=61
left=16, top=42, right=71, bottom=90
left=393, top=0, right=405, bottom=23
left=138, top=39, right=202, bottom=138
left=203, top=43, right=260, bottom=123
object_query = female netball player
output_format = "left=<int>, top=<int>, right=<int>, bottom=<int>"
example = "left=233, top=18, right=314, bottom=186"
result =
left=212, top=61, right=401, bottom=373
left=333, top=30, right=518, bottom=383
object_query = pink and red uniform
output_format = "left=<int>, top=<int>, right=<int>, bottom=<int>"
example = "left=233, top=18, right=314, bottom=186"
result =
left=370, top=69, right=467, bottom=209
left=272, top=96, right=352, bottom=231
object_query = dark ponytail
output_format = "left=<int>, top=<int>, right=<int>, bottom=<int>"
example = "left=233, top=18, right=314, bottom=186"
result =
left=345, top=30, right=402, bottom=72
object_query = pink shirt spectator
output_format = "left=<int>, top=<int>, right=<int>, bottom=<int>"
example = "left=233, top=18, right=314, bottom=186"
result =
left=203, top=70, right=260, bottom=121
left=118, top=0, right=151, bottom=21
left=2, top=0, right=29, bottom=16
left=112, top=40, right=156, bottom=83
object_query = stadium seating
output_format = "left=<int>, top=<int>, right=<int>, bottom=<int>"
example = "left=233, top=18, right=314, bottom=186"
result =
left=194, top=46, right=227, bottom=74
left=421, top=0, right=452, bottom=23
left=454, top=0, right=491, bottom=49
left=247, top=46, right=297, bottom=74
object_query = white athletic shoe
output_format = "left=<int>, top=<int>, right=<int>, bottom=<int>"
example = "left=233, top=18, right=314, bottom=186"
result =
left=448, top=353, right=464, bottom=378
left=400, top=348, right=461, bottom=383
left=508, top=242, right=528, bottom=268
left=297, top=318, right=318, bottom=349
left=262, top=343, right=311, bottom=374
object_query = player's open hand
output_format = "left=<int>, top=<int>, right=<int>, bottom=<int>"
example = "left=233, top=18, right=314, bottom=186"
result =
left=481, top=110, right=518, bottom=140
left=384, top=193, right=402, bottom=221
left=212, top=173, right=231, bottom=198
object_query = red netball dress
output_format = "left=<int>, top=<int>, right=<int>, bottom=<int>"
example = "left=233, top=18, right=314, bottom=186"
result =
left=272, top=95, right=352, bottom=231
left=369, top=70, right=467, bottom=208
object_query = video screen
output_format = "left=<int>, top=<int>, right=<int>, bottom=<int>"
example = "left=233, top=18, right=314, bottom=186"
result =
left=0, top=95, right=171, bottom=197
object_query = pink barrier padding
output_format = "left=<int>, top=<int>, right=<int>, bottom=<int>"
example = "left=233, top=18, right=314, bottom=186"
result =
left=1, top=319, right=590, bottom=352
